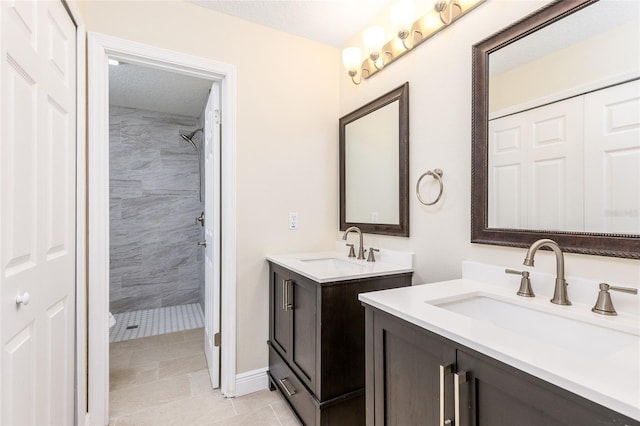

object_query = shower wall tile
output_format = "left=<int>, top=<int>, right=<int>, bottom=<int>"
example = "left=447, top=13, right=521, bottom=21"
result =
left=110, top=179, right=143, bottom=199
left=110, top=106, right=203, bottom=313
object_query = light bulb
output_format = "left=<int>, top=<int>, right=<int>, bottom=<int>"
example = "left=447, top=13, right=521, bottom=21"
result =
left=363, top=26, right=385, bottom=61
left=342, top=47, right=362, bottom=76
left=392, top=0, right=415, bottom=40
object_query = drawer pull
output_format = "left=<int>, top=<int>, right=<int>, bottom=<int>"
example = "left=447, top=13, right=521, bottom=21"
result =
left=279, top=378, right=297, bottom=396
left=439, top=364, right=453, bottom=426
left=282, top=279, right=293, bottom=311
left=454, top=371, right=468, bottom=426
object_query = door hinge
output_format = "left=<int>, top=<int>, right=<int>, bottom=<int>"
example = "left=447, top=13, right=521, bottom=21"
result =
left=214, top=109, right=221, bottom=125
left=214, top=332, right=221, bottom=347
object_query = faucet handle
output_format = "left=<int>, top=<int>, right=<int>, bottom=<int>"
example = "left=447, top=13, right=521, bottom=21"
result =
left=505, top=269, right=535, bottom=298
left=366, top=247, right=379, bottom=262
left=345, top=243, right=356, bottom=258
left=592, top=283, right=638, bottom=316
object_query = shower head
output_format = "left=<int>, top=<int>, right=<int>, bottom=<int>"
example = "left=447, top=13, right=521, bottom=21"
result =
left=180, top=133, right=198, bottom=151
left=180, top=128, right=203, bottom=152
left=185, top=128, right=203, bottom=140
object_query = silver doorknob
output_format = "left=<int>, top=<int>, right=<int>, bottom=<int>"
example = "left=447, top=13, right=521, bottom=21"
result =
left=16, top=292, right=31, bottom=306
left=197, top=241, right=207, bottom=247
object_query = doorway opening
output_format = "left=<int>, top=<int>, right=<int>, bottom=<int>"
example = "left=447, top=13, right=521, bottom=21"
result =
left=87, top=33, right=237, bottom=426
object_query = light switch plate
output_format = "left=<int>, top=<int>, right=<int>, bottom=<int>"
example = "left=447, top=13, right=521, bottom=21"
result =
left=289, top=212, right=298, bottom=230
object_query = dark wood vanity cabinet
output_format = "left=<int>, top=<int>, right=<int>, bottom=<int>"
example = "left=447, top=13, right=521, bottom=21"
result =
left=364, top=306, right=640, bottom=426
left=267, top=262, right=412, bottom=426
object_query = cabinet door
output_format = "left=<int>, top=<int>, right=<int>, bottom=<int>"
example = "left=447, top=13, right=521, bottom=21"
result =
left=370, top=310, right=456, bottom=426
left=270, top=264, right=291, bottom=358
left=290, top=273, right=318, bottom=391
left=455, top=349, right=633, bottom=426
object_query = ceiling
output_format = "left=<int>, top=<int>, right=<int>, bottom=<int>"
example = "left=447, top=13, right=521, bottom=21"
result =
left=191, top=0, right=392, bottom=48
left=490, top=0, right=639, bottom=75
left=109, top=63, right=213, bottom=118
left=110, top=1, right=388, bottom=117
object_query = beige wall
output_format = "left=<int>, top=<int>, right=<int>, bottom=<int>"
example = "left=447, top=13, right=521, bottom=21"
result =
left=339, top=0, right=639, bottom=288
left=81, top=0, right=640, bottom=379
left=79, top=1, right=340, bottom=374
left=490, top=20, right=640, bottom=113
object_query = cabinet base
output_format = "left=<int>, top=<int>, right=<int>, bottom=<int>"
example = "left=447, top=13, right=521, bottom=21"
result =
left=269, top=345, right=364, bottom=426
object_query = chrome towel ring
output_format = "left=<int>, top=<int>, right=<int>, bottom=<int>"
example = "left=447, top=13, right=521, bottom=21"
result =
left=416, top=169, right=444, bottom=206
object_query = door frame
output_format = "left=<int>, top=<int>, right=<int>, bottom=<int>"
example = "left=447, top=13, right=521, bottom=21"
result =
left=62, top=1, right=88, bottom=425
left=86, top=32, right=237, bottom=425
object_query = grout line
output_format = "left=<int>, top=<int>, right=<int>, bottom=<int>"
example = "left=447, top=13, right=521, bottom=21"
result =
left=270, top=403, right=284, bottom=426
left=230, top=398, right=238, bottom=416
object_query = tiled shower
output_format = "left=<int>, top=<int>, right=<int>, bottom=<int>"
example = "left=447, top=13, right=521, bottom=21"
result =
left=109, top=105, right=205, bottom=339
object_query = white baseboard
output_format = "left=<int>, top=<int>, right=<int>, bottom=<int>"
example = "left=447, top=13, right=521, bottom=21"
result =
left=235, top=367, right=269, bottom=397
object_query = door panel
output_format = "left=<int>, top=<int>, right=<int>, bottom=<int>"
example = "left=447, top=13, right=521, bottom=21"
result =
left=488, top=116, right=526, bottom=228
left=3, top=324, right=36, bottom=425
left=45, top=297, right=70, bottom=424
left=488, top=96, right=583, bottom=231
left=271, top=266, right=291, bottom=356
left=291, top=276, right=316, bottom=386
left=527, top=98, right=583, bottom=231
left=1, top=1, right=76, bottom=424
left=456, top=349, right=620, bottom=426
left=584, top=79, right=640, bottom=234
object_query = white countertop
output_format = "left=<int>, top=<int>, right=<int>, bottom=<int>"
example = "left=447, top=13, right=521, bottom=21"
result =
left=359, top=278, right=640, bottom=420
left=266, top=245, right=413, bottom=283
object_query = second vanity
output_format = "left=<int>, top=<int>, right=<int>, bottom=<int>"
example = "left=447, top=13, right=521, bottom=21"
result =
left=359, top=261, right=640, bottom=425
left=266, top=245, right=413, bottom=425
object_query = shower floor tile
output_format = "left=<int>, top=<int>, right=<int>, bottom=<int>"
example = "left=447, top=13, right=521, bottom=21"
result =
left=110, top=303, right=204, bottom=343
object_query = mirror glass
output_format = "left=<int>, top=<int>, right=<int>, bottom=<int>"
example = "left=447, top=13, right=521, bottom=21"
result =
left=345, top=101, right=399, bottom=224
left=340, top=83, right=409, bottom=236
left=472, top=0, right=640, bottom=258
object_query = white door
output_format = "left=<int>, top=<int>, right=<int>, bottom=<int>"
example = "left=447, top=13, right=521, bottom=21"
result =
left=1, top=1, right=77, bottom=425
left=488, top=96, right=583, bottom=231
left=526, top=97, right=583, bottom=232
left=584, top=79, right=640, bottom=234
left=488, top=113, right=527, bottom=229
left=204, top=83, right=221, bottom=388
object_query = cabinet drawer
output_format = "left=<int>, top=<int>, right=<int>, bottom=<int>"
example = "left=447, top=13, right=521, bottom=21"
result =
left=269, top=345, right=317, bottom=426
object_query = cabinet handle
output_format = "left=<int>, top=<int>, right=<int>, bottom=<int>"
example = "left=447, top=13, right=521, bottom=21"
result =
left=282, top=280, right=287, bottom=310
left=279, top=378, right=297, bottom=396
left=282, top=279, right=293, bottom=311
left=439, top=364, right=453, bottom=426
left=454, top=371, right=468, bottom=426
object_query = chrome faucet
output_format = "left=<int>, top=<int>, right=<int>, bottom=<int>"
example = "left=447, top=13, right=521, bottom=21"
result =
left=342, top=226, right=365, bottom=260
left=523, top=239, right=571, bottom=306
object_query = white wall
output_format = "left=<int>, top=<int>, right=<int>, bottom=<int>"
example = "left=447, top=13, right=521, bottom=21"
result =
left=80, top=1, right=340, bottom=374
left=339, top=0, right=640, bottom=289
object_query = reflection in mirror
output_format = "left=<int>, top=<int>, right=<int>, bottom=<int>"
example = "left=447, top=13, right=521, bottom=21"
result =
left=472, top=0, right=640, bottom=258
left=345, top=100, right=399, bottom=224
left=340, top=83, right=409, bottom=236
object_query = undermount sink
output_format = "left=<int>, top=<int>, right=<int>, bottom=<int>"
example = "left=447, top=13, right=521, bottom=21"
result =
left=432, top=295, right=639, bottom=359
left=298, top=257, right=366, bottom=272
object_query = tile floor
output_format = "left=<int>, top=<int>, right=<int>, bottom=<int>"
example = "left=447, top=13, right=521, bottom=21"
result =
left=110, top=303, right=204, bottom=343
left=109, top=328, right=301, bottom=425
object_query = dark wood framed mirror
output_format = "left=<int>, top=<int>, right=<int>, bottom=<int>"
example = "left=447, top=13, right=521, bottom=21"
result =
left=471, top=0, right=640, bottom=258
left=340, top=82, right=409, bottom=236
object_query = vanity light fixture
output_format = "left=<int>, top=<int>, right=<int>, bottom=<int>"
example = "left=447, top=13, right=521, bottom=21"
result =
left=392, top=0, right=417, bottom=50
left=436, top=0, right=463, bottom=25
left=341, top=0, right=486, bottom=84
